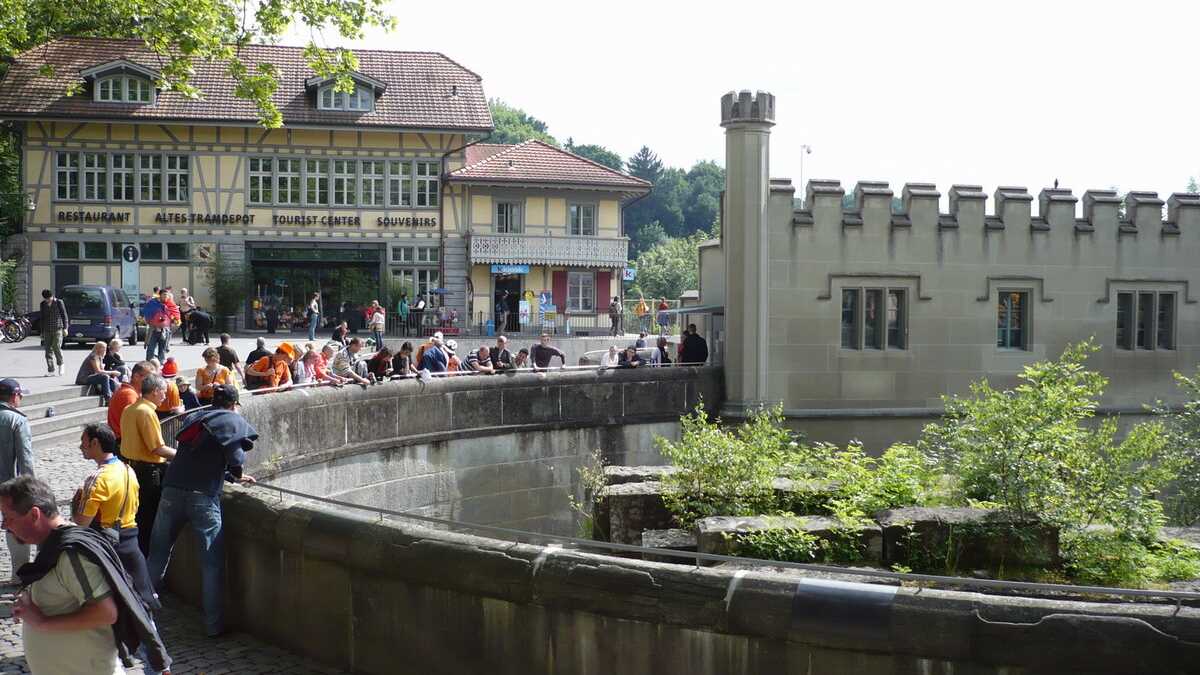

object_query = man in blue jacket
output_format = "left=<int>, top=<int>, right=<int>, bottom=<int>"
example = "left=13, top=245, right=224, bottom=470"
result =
left=146, top=385, right=257, bottom=638
left=0, top=378, right=33, bottom=573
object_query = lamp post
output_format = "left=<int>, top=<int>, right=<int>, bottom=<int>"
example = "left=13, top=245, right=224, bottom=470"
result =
left=799, top=144, right=812, bottom=206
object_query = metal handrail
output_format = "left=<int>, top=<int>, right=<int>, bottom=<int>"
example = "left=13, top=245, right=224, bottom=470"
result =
left=249, top=481, right=1200, bottom=604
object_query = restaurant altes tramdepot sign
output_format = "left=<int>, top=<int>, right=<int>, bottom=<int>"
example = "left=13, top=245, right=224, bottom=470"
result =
left=55, top=210, right=438, bottom=228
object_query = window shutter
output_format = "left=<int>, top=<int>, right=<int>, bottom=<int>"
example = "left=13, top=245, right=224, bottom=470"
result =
left=595, top=271, right=611, bottom=312
left=552, top=271, right=567, bottom=310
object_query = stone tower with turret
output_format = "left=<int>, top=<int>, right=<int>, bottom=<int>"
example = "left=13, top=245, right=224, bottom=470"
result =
left=720, top=90, right=775, bottom=414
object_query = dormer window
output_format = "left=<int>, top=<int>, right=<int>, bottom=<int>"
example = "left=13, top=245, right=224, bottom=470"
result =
left=81, top=60, right=159, bottom=105
left=96, top=75, right=153, bottom=103
left=318, top=84, right=374, bottom=112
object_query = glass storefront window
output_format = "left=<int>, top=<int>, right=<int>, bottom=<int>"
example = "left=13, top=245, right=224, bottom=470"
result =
left=83, top=242, right=108, bottom=260
left=55, top=241, right=80, bottom=259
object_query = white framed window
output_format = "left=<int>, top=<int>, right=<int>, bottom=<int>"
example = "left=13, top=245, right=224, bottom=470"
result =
left=110, top=154, right=134, bottom=201
left=95, top=75, right=152, bottom=103
left=139, top=154, right=162, bottom=201
left=415, top=161, right=439, bottom=207
left=305, top=159, right=329, bottom=206
left=317, top=84, right=374, bottom=112
left=277, top=158, right=301, bottom=205
left=567, top=271, right=595, bottom=313
left=249, top=158, right=272, bottom=205
left=569, top=204, right=596, bottom=236
left=82, top=153, right=107, bottom=201
left=333, top=160, right=357, bottom=206
left=56, top=152, right=79, bottom=200
left=361, top=160, right=385, bottom=206
left=416, top=246, right=439, bottom=263
left=388, top=161, right=412, bottom=207
left=391, top=246, right=415, bottom=263
left=392, top=268, right=441, bottom=304
left=165, top=155, right=189, bottom=202
left=496, top=202, right=521, bottom=233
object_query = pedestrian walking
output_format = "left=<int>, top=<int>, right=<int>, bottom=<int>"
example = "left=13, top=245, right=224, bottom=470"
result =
left=306, top=292, right=320, bottom=341
left=39, top=289, right=68, bottom=377
left=656, top=297, right=671, bottom=337
left=634, top=295, right=650, bottom=333
left=140, top=290, right=171, bottom=363
left=608, top=296, right=623, bottom=337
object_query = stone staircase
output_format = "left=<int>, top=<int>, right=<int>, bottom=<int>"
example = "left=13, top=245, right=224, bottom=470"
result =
left=22, top=386, right=109, bottom=444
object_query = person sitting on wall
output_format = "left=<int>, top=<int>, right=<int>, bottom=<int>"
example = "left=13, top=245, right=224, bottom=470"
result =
left=650, top=337, right=672, bottom=367
left=391, top=342, right=417, bottom=378
left=245, top=342, right=297, bottom=391
left=331, top=338, right=372, bottom=387
left=365, top=346, right=393, bottom=383
left=418, top=335, right=448, bottom=374
left=617, top=346, right=644, bottom=369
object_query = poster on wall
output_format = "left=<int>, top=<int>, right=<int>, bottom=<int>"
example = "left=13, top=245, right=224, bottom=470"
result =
left=518, top=300, right=530, bottom=325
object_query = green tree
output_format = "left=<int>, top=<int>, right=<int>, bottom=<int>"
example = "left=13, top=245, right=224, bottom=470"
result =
left=631, top=231, right=705, bottom=300
left=683, top=160, right=724, bottom=235
left=488, top=99, right=557, bottom=146
left=1188, top=177, right=1199, bottom=193
left=625, top=146, right=664, bottom=183
left=564, top=138, right=622, bottom=170
left=629, top=220, right=667, bottom=258
left=0, top=0, right=395, bottom=128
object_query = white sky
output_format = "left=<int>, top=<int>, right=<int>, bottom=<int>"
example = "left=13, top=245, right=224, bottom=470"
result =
left=299, top=0, right=1200, bottom=206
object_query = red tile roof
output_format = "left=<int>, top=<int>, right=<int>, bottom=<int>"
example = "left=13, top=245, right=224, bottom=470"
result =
left=0, top=37, right=493, bottom=131
left=449, top=140, right=651, bottom=190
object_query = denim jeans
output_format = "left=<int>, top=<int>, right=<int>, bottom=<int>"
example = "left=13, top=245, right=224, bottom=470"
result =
left=147, top=487, right=225, bottom=635
left=308, top=312, right=319, bottom=341
left=372, top=329, right=385, bottom=350
left=145, top=328, right=167, bottom=363
left=86, top=372, right=114, bottom=400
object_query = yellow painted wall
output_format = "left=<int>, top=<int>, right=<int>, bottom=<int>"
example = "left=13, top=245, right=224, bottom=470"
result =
left=470, top=265, right=492, bottom=318
left=32, top=241, right=51, bottom=262
left=471, top=196, right=492, bottom=227
left=547, top=199, right=567, bottom=227
left=139, top=266, right=163, bottom=294
left=81, top=265, right=107, bottom=284
left=72, top=124, right=106, bottom=141
left=598, top=200, right=620, bottom=236
left=165, top=266, right=190, bottom=293
left=526, top=197, right=546, bottom=227
left=31, top=265, right=51, bottom=295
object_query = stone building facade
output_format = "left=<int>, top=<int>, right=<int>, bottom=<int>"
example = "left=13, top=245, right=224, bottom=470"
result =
left=706, top=90, right=1200, bottom=447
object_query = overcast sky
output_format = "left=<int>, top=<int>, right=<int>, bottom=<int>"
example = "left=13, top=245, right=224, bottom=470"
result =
left=311, top=0, right=1199, bottom=207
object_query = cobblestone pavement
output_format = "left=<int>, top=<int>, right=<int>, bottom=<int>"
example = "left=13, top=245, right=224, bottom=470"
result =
left=0, top=437, right=348, bottom=674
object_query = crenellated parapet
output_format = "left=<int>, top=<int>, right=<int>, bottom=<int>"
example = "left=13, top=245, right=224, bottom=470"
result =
left=720, top=90, right=775, bottom=127
left=789, top=179, right=1200, bottom=239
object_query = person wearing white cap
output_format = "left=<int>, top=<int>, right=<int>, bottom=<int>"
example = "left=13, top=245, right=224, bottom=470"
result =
left=414, top=330, right=444, bottom=368
left=0, top=378, right=34, bottom=569
left=444, top=339, right=460, bottom=374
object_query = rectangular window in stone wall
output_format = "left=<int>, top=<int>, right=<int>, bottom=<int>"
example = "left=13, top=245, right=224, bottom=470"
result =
left=1117, top=291, right=1175, bottom=351
left=568, top=271, right=595, bottom=313
left=997, top=291, right=1028, bottom=350
left=841, top=286, right=908, bottom=351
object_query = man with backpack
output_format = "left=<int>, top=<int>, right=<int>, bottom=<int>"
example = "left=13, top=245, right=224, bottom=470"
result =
left=140, top=290, right=171, bottom=363
left=147, top=385, right=257, bottom=638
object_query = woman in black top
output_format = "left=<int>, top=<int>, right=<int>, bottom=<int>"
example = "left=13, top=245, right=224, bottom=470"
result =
left=331, top=321, right=350, bottom=346
left=392, top=342, right=416, bottom=377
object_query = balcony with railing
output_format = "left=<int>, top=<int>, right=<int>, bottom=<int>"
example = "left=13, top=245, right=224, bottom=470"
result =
left=468, top=233, right=629, bottom=268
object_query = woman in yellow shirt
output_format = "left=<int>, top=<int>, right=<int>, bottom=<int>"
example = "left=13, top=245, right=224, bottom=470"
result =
left=195, top=347, right=233, bottom=403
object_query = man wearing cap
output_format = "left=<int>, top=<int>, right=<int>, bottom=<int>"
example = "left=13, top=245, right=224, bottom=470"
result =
left=414, top=330, right=443, bottom=367
left=154, top=359, right=185, bottom=420
left=418, top=335, right=448, bottom=373
left=148, top=385, right=257, bottom=638
left=120, top=373, right=176, bottom=556
left=0, top=378, right=34, bottom=571
left=245, top=342, right=297, bottom=391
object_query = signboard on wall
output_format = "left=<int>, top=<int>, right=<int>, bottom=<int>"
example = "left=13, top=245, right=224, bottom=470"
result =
left=518, top=301, right=530, bottom=324
left=623, top=268, right=637, bottom=282
left=120, top=244, right=140, bottom=299
left=490, top=264, right=530, bottom=275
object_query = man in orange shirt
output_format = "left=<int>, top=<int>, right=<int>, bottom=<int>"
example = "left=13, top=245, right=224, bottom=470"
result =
left=107, top=361, right=153, bottom=439
left=245, top=342, right=297, bottom=391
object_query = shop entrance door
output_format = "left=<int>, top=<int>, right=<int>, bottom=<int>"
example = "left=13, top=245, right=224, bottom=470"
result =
left=494, top=275, right=522, bottom=333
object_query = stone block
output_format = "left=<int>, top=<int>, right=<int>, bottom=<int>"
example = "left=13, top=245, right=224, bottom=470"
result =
left=592, top=481, right=676, bottom=544
left=695, top=515, right=883, bottom=565
left=501, top=385, right=560, bottom=425
left=875, top=506, right=1059, bottom=571
left=449, top=388, right=494, bottom=431
left=603, top=464, right=680, bottom=485
left=396, top=392, right=451, bottom=436
left=640, top=528, right=697, bottom=564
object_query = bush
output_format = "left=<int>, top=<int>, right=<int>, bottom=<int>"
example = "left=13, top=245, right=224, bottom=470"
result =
left=657, top=404, right=796, bottom=528
left=1062, top=530, right=1200, bottom=588
left=1155, top=370, right=1200, bottom=526
left=726, top=521, right=819, bottom=563
left=921, top=339, right=1180, bottom=538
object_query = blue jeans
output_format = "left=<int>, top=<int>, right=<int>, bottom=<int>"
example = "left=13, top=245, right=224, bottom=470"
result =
left=147, top=487, right=225, bottom=636
left=86, top=372, right=114, bottom=400
left=308, top=312, right=319, bottom=341
left=145, top=328, right=167, bottom=363
left=372, top=329, right=384, bottom=350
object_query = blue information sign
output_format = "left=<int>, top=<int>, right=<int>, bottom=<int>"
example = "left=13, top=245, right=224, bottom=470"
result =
left=490, top=264, right=530, bottom=274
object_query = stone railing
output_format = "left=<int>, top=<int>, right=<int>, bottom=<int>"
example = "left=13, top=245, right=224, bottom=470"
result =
left=468, top=232, right=629, bottom=267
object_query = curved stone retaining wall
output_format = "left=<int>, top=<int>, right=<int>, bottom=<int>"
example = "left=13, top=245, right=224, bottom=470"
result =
left=164, top=367, right=1200, bottom=674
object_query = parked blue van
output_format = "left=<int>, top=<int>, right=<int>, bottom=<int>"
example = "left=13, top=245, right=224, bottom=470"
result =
left=30, top=285, right=137, bottom=345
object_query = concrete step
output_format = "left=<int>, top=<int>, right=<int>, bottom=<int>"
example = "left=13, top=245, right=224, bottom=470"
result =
left=22, top=395, right=102, bottom=420
left=20, top=385, right=90, bottom=407
left=29, top=405, right=107, bottom=437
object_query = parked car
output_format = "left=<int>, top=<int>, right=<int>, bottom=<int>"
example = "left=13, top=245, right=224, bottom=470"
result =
left=25, top=285, right=137, bottom=345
